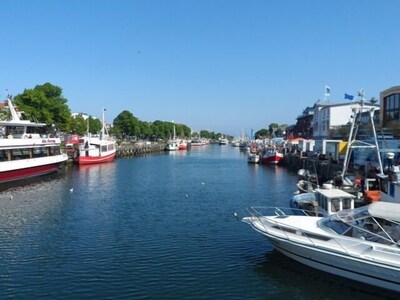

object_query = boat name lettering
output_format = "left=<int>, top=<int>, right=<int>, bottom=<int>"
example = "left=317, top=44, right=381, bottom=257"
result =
left=42, top=139, right=56, bottom=143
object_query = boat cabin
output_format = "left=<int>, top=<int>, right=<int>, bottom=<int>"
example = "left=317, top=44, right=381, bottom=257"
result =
left=314, top=185, right=355, bottom=215
left=376, top=170, right=400, bottom=203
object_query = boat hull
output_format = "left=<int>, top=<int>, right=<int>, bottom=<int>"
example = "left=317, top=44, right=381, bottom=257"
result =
left=246, top=215, right=400, bottom=293
left=247, top=154, right=260, bottom=164
left=269, top=234, right=400, bottom=293
left=77, top=152, right=116, bottom=165
left=0, top=161, right=65, bottom=184
left=262, top=152, right=283, bottom=164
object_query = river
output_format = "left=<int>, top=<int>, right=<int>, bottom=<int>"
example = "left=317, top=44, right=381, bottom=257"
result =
left=0, top=145, right=396, bottom=299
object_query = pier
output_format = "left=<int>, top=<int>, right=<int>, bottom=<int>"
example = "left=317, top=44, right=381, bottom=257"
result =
left=281, top=152, right=344, bottom=182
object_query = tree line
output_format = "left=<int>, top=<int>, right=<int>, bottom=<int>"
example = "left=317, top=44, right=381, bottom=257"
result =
left=4, top=82, right=235, bottom=141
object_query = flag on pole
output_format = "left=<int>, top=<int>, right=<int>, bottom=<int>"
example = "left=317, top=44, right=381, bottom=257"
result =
left=325, top=85, right=331, bottom=96
left=344, top=93, right=354, bottom=100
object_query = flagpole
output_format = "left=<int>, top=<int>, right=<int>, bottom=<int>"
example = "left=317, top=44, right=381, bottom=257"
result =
left=324, top=85, right=330, bottom=102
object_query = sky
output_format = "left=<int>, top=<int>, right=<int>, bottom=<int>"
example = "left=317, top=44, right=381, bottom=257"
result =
left=1, top=0, right=400, bottom=136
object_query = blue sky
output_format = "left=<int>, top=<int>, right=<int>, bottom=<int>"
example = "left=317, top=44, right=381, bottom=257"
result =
left=1, top=0, right=400, bottom=136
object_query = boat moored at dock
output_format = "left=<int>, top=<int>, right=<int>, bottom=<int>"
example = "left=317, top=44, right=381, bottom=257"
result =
left=243, top=202, right=400, bottom=293
left=0, top=96, right=67, bottom=185
left=76, top=109, right=116, bottom=165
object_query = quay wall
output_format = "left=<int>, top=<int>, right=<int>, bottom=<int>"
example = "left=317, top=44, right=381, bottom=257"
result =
left=281, top=152, right=344, bottom=181
left=116, top=143, right=166, bottom=158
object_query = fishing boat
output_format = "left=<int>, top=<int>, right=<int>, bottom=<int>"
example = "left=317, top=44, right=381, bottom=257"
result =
left=291, top=184, right=355, bottom=215
left=165, top=124, right=178, bottom=151
left=261, top=147, right=284, bottom=164
left=177, top=139, right=188, bottom=150
left=76, top=109, right=116, bottom=165
left=242, top=201, right=400, bottom=293
left=0, top=95, right=68, bottom=185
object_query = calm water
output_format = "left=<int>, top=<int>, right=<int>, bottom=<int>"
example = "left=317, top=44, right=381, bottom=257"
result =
left=0, top=145, right=397, bottom=299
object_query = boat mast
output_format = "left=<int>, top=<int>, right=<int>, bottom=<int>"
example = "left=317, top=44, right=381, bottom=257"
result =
left=341, top=91, right=383, bottom=178
left=101, top=108, right=105, bottom=140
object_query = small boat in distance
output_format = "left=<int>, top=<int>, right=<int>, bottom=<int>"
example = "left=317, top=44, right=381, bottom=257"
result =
left=242, top=202, right=400, bottom=293
left=0, top=95, right=68, bottom=185
left=247, top=152, right=260, bottom=164
left=165, top=123, right=178, bottom=151
left=177, top=139, right=188, bottom=150
left=219, top=136, right=228, bottom=145
left=76, top=109, right=116, bottom=165
left=261, top=147, right=283, bottom=164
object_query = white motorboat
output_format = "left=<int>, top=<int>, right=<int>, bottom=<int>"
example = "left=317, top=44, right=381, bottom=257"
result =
left=242, top=201, right=400, bottom=293
left=247, top=152, right=260, bottom=164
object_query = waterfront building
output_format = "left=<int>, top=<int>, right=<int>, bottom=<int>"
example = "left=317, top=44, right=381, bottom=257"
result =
left=293, top=105, right=314, bottom=139
left=380, top=86, right=400, bottom=134
left=312, top=101, right=379, bottom=140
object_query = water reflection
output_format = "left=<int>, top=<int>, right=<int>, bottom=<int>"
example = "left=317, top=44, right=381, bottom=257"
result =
left=76, top=162, right=117, bottom=192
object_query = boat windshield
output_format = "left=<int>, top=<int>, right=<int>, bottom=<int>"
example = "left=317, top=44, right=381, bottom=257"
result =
left=320, top=204, right=400, bottom=244
left=319, top=216, right=352, bottom=235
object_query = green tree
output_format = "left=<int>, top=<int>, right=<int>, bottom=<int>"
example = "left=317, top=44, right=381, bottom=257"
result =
left=13, top=83, right=71, bottom=132
left=70, top=115, right=88, bottom=135
left=88, top=116, right=102, bottom=134
left=254, top=129, right=269, bottom=138
left=268, top=123, right=279, bottom=137
left=113, top=110, right=140, bottom=140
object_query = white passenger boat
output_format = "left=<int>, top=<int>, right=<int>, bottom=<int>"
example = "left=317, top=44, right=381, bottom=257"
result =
left=0, top=96, right=67, bottom=185
left=242, top=202, right=400, bottom=293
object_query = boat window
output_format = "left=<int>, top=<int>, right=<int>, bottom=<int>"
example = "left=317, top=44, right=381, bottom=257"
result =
left=0, top=150, right=6, bottom=161
left=6, top=126, right=25, bottom=138
left=33, top=147, right=47, bottom=157
left=302, top=232, right=331, bottom=241
left=26, top=126, right=45, bottom=136
left=342, top=198, right=352, bottom=209
left=318, top=195, right=327, bottom=211
left=389, top=183, right=395, bottom=198
left=12, top=149, right=30, bottom=159
left=101, top=145, right=107, bottom=152
left=379, top=178, right=388, bottom=194
left=331, top=198, right=340, bottom=213
left=272, top=225, right=296, bottom=234
left=49, top=146, right=61, bottom=156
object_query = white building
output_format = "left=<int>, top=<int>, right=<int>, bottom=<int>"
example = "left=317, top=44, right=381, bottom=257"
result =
left=312, top=101, right=379, bottom=140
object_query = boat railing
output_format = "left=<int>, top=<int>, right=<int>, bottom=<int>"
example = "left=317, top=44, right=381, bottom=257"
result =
left=244, top=206, right=356, bottom=255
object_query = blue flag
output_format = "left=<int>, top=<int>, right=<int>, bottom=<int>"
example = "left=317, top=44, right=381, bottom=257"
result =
left=344, top=93, right=354, bottom=100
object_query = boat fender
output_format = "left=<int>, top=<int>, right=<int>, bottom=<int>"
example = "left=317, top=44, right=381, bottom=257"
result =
left=322, top=183, right=333, bottom=189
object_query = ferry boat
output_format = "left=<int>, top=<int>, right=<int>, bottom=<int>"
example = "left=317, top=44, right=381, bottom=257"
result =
left=0, top=96, right=68, bottom=185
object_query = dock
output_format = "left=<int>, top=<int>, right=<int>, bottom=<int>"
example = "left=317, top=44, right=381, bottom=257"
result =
left=116, top=143, right=166, bottom=158
left=281, top=152, right=344, bottom=182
